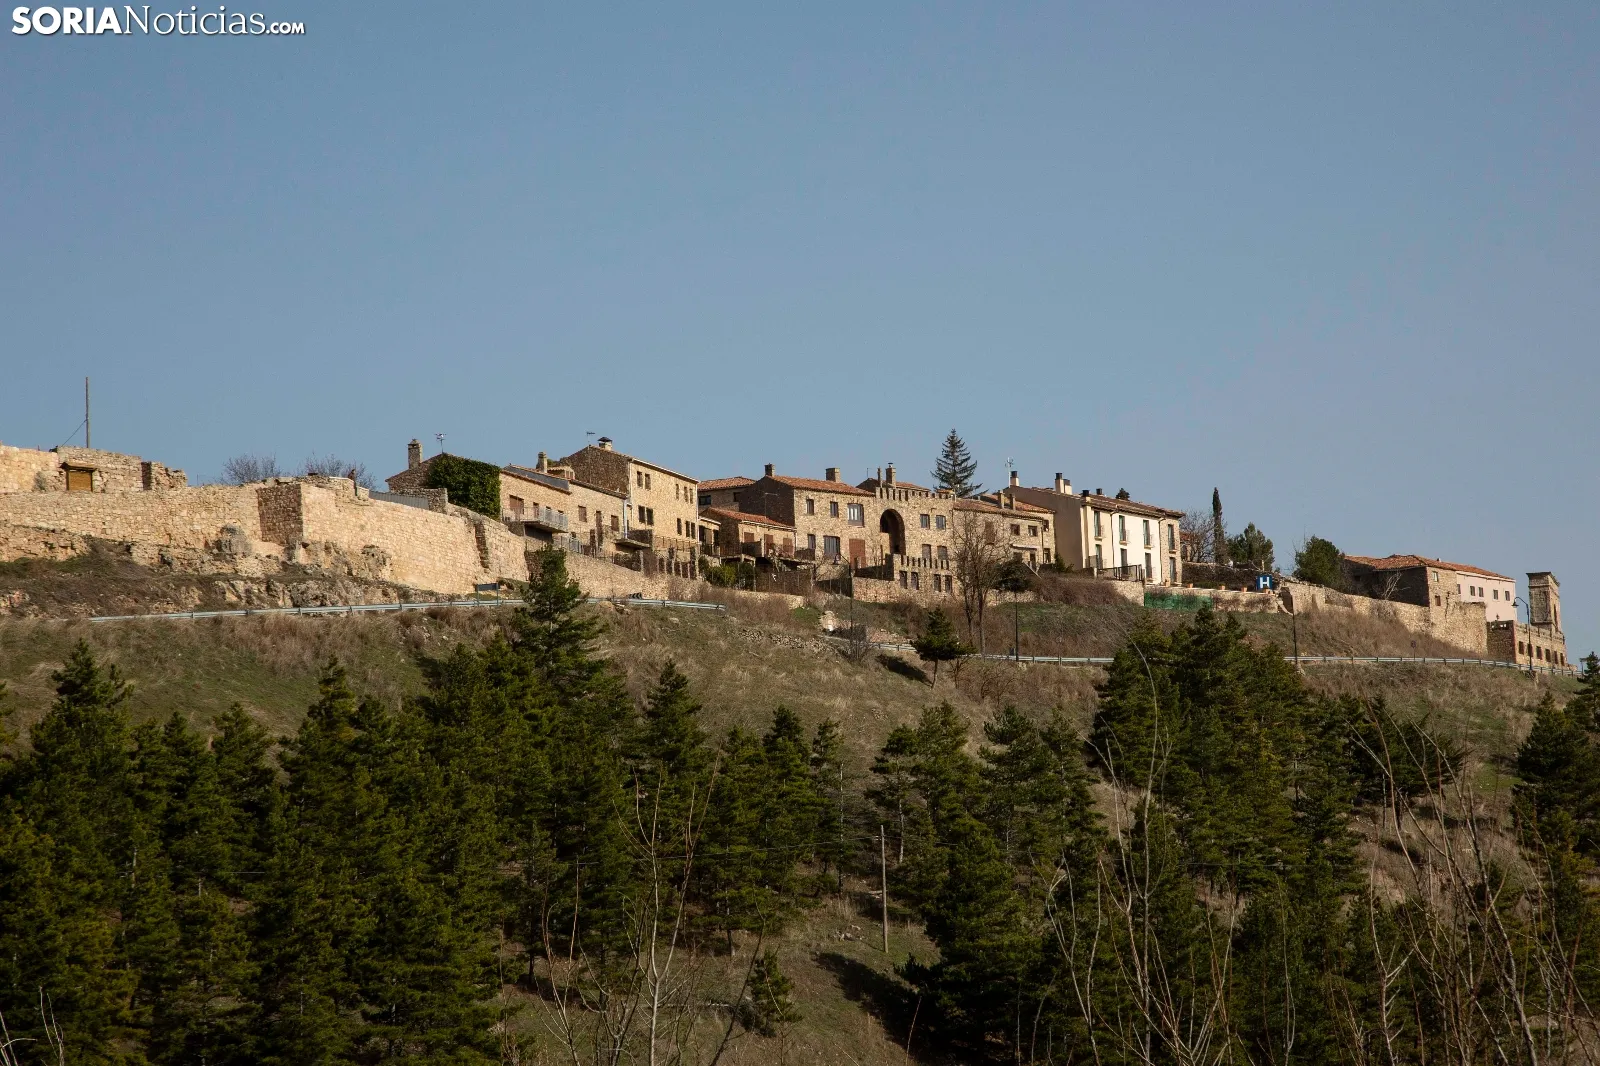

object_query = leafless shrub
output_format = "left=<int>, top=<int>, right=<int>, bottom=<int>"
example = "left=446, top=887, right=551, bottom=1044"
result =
left=301, top=453, right=377, bottom=490
left=220, top=453, right=282, bottom=484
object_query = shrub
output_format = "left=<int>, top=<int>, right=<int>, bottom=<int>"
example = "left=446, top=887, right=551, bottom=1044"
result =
left=424, top=454, right=502, bottom=517
left=1294, top=536, right=1345, bottom=589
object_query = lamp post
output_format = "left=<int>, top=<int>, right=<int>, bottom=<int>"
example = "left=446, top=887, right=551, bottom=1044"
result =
left=1514, top=595, right=1534, bottom=676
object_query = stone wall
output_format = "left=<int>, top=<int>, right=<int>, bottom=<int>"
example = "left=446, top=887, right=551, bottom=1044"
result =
left=0, top=484, right=268, bottom=554
left=0, top=445, right=63, bottom=494
left=1280, top=579, right=1487, bottom=655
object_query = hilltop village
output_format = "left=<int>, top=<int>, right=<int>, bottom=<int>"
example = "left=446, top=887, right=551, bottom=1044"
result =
left=0, top=433, right=1571, bottom=671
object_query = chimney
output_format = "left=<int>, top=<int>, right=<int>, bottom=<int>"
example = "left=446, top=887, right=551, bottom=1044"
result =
left=825, top=467, right=839, bottom=482
left=1095, top=488, right=1103, bottom=497
left=1080, top=488, right=1090, bottom=496
left=596, top=437, right=613, bottom=451
left=1054, top=472, right=1069, bottom=494
left=536, top=451, right=549, bottom=473
left=764, top=462, right=775, bottom=477
left=885, top=463, right=896, bottom=486
left=1009, top=469, right=1019, bottom=488
left=876, top=467, right=882, bottom=483
left=407, top=439, right=422, bottom=470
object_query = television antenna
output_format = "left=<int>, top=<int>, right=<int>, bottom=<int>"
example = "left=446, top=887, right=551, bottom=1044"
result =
left=434, top=433, right=446, bottom=454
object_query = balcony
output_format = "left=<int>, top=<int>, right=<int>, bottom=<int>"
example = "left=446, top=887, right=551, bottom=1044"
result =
left=617, top=527, right=654, bottom=550
left=511, top=505, right=569, bottom=533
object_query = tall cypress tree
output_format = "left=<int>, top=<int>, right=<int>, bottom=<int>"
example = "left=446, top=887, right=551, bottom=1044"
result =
left=1211, top=487, right=1227, bottom=565
left=933, top=429, right=982, bottom=498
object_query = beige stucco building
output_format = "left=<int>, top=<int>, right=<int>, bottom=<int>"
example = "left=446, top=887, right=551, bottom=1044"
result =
left=1001, top=472, right=1183, bottom=585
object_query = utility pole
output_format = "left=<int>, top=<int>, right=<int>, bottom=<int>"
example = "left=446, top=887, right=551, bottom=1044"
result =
left=879, top=824, right=890, bottom=954
left=84, top=377, right=91, bottom=448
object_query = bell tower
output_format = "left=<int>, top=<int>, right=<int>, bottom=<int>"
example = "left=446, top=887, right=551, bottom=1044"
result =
left=1527, top=572, right=1561, bottom=633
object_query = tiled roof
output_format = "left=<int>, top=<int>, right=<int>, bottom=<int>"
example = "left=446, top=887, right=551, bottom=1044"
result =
left=700, top=507, right=794, bottom=529
left=767, top=474, right=873, bottom=496
left=698, top=476, right=753, bottom=491
left=857, top=477, right=933, bottom=494
left=1076, top=493, right=1184, bottom=519
left=1345, top=554, right=1512, bottom=581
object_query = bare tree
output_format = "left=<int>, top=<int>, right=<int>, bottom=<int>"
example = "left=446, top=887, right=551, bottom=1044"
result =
left=220, top=453, right=282, bottom=484
left=951, top=509, right=1005, bottom=653
left=1179, top=510, right=1214, bottom=563
left=301, top=453, right=377, bottom=490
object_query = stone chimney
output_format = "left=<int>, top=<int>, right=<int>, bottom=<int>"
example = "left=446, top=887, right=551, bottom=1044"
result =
left=1009, top=469, right=1019, bottom=488
left=885, top=463, right=896, bottom=486
left=407, top=439, right=422, bottom=470
left=536, top=451, right=549, bottom=473
left=1054, top=472, right=1070, bottom=494
left=596, top=437, right=613, bottom=451
left=825, top=467, right=840, bottom=482
left=764, top=463, right=775, bottom=477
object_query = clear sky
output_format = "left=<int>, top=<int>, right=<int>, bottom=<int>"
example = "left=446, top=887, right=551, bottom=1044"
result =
left=3, top=3, right=1595, bottom=656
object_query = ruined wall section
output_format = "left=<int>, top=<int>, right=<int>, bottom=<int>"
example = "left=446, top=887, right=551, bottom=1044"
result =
left=0, top=445, right=67, bottom=494
left=1280, top=579, right=1488, bottom=655
left=0, top=484, right=267, bottom=553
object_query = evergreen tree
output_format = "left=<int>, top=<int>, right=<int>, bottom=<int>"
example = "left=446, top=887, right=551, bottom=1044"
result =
left=911, top=607, right=971, bottom=682
left=1211, top=487, right=1227, bottom=565
left=808, top=719, right=849, bottom=888
left=1294, top=535, right=1346, bottom=589
left=1226, top=522, right=1275, bottom=571
left=932, top=429, right=982, bottom=498
left=737, top=951, right=800, bottom=1037
left=1516, top=692, right=1600, bottom=851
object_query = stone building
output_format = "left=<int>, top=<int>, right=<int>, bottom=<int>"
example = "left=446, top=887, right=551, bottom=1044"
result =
left=699, top=507, right=795, bottom=560
left=736, top=465, right=877, bottom=565
left=1343, top=555, right=1517, bottom=622
left=1486, top=572, right=1570, bottom=669
left=1001, top=473, right=1183, bottom=585
left=385, top=442, right=629, bottom=554
left=558, top=438, right=702, bottom=576
left=0, top=442, right=186, bottom=495
left=697, top=476, right=753, bottom=512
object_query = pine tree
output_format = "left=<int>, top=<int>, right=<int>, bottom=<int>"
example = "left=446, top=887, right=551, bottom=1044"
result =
left=912, top=607, right=972, bottom=682
left=1516, top=692, right=1600, bottom=851
left=737, top=950, right=800, bottom=1036
left=933, top=429, right=982, bottom=498
left=809, top=720, right=849, bottom=887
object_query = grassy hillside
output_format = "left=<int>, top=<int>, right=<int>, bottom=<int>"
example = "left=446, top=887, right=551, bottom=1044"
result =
left=0, top=584, right=1583, bottom=1066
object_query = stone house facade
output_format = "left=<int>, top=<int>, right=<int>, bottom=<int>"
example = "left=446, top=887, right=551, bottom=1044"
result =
left=1, top=442, right=187, bottom=495
left=697, top=476, right=753, bottom=512
left=1343, top=554, right=1517, bottom=624
left=700, top=507, right=795, bottom=560
left=1002, top=473, right=1183, bottom=585
left=736, top=465, right=878, bottom=566
left=559, top=438, right=701, bottom=573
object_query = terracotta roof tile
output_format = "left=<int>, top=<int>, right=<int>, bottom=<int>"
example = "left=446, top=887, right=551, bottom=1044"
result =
left=767, top=474, right=873, bottom=496
left=1345, top=554, right=1512, bottom=581
left=698, top=476, right=753, bottom=491
left=699, top=507, right=794, bottom=529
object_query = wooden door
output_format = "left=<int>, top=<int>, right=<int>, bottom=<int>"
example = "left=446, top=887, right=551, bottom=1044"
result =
left=65, top=468, right=92, bottom=492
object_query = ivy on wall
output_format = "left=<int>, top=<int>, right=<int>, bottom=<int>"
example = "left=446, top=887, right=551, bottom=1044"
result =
left=425, top=454, right=502, bottom=517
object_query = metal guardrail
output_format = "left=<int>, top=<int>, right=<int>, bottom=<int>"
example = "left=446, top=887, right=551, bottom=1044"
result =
left=86, top=596, right=726, bottom=623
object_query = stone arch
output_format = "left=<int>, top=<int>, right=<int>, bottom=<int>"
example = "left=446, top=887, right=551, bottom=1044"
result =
left=879, top=508, right=906, bottom=557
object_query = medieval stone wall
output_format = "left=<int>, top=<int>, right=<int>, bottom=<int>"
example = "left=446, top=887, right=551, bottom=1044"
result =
left=0, top=484, right=267, bottom=553
left=1279, top=579, right=1488, bottom=655
left=0, top=445, right=63, bottom=494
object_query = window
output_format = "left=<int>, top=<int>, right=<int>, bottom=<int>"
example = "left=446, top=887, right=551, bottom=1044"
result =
left=578, top=506, right=588, bottom=522
left=508, top=495, right=524, bottom=517
left=1093, top=511, right=1102, bottom=538
left=823, top=535, right=841, bottom=558
left=743, top=531, right=756, bottom=543
left=1143, top=519, right=1151, bottom=547
left=935, top=515, right=946, bottom=531
left=938, top=545, right=948, bottom=562
left=645, top=473, right=652, bottom=489
left=1095, top=547, right=1104, bottom=568
left=1432, top=571, right=1439, bottom=583
left=920, top=513, right=931, bottom=529
left=1118, top=515, right=1127, bottom=543
left=807, top=533, right=816, bottom=551
left=1043, top=548, right=1052, bottom=563
left=636, top=472, right=643, bottom=488
left=1041, top=520, right=1049, bottom=532
left=1434, top=595, right=1441, bottom=606
left=1168, top=525, right=1177, bottom=552
left=1493, top=589, right=1499, bottom=600
left=829, top=501, right=839, bottom=518
left=899, top=572, right=908, bottom=588
left=1169, top=557, right=1178, bottom=583
left=698, top=493, right=710, bottom=506
left=610, top=515, right=619, bottom=531
left=676, top=518, right=683, bottom=535
left=638, top=507, right=654, bottom=525
left=1011, top=523, right=1021, bottom=536
left=921, top=544, right=932, bottom=562
left=806, top=498, right=815, bottom=515
left=65, top=467, right=92, bottom=492
left=1457, top=583, right=1462, bottom=594
left=847, top=503, right=864, bottom=525
left=1145, top=551, right=1152, bottom=577
left=1028, top=524, right=1037, bottom=536
left=911, top=572, right=920, bottom=590
left=1120, top=548, right=1128, bottom=568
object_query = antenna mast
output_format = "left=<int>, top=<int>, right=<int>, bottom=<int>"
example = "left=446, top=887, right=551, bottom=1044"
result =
left=84, top=377, right=91, bottom=448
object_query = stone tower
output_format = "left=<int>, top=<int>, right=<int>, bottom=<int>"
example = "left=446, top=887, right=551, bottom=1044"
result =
left=1528, top=572, right=1562, bottom=633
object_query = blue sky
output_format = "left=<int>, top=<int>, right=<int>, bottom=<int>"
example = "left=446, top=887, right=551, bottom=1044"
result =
left=3, top=3, right=1596, bottom=656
